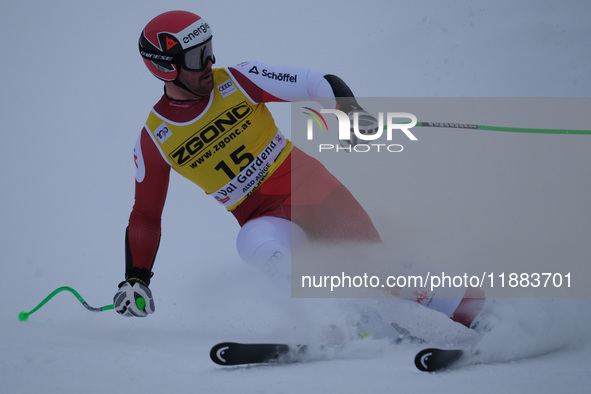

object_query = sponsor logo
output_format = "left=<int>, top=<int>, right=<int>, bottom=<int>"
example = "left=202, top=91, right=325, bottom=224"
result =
left=217, top=79, right=237, bottom=98
left=422, top=122, right=478, bottom=129
left=248, top=66, right=297, bottom=82
left=154, top=123, right=172, bottom=143
left=139, top=50, right=174, bottom=62
left=182, top=22, right=210, bottom=44
left=170, top=102, right=252, bottom=166
left=165, top=36, right=179, bottom=50
left=263, top=69, right=297, bottom=82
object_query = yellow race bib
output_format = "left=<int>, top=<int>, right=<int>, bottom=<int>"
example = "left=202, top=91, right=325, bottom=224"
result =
left=144, top=68, right=291, bottom=210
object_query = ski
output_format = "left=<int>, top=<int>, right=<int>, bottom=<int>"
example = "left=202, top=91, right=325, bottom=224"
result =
left=210, top=342, right=306, bottom=366
left=211, top=342, right=467, bottom=371
left=414, top=348, right=465, bottom=372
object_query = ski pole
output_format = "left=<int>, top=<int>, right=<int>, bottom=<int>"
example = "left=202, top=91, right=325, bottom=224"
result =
left=414, top=121, right=591, bottom=135
left=18, top=286, right=114, bottom=321
left=342, top=121, right=590, bottom=149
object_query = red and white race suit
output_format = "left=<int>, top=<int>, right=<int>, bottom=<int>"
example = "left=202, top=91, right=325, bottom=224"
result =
left=128, top=62, right=380, bottom=273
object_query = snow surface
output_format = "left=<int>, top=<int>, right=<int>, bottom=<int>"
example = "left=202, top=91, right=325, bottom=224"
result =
left=1, top=1, right=591, bottom=393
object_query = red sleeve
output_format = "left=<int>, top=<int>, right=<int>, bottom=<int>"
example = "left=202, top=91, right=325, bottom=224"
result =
left=127, top=128, right=170, bottom=272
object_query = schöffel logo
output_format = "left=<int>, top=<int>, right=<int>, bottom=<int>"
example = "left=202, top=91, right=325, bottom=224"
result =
left=303, top=108, right=418, bottom=153
left=248, top=66, right=297, bottom=83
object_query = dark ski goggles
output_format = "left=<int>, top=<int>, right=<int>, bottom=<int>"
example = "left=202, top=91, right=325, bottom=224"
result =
left=180, top=37, right=216, bottom=71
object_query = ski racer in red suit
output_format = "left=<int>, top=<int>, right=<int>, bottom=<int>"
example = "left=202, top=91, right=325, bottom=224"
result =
left=113, top=10, right=486, bottom=333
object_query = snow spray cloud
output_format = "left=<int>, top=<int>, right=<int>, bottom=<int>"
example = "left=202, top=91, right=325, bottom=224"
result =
left=291, top=98, right=591, bottom=298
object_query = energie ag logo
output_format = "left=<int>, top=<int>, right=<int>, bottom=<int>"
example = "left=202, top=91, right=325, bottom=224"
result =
left=303, top=107, right=418, bottom=153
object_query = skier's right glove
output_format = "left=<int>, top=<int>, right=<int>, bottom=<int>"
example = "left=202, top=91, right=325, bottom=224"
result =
left=113, top=279, right=155, bottom=317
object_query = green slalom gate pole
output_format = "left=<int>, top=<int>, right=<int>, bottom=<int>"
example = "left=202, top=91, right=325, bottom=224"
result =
left=18, top=286, right=114, bottom=321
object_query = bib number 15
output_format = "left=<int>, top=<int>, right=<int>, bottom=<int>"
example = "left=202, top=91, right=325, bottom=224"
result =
left=214, top=145, right=254, bottom=180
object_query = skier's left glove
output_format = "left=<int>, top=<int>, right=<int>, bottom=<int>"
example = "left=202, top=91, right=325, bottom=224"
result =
left=343, top=110, right=380, bottom=147
left=113, top=279, right=155, bottom=317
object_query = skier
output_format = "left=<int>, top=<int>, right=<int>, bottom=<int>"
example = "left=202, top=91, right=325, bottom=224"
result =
left=113, top=10, right=485, bottom=333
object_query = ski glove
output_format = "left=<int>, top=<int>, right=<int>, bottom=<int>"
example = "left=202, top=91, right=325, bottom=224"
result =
left=113, top=280, right=155, bottom=317
left=344, top=110, right=380, bottom=147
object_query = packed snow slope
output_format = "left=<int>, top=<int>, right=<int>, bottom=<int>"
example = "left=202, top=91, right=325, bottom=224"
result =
left=1, top=1, right=590, bottom=393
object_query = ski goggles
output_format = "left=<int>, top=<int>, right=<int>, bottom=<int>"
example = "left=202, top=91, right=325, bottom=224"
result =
left=179, top=37, right=216, bottom=71
left=139, top=36, right=215, bottom=72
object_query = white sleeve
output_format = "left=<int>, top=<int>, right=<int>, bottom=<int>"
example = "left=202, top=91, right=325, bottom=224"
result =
left=231, top=61, right=337, bottom=108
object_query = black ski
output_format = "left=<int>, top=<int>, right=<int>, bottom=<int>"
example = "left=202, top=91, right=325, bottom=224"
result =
left=414, top=348, right=465, bottom=372
left=210, top=342, right=305, bottom=366
left=211, top=342, right=467, bottom=370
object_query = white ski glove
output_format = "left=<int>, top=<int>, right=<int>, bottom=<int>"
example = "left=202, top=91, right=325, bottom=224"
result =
left=113, top=280, right=155, bottom=317
left=341, top=110, right=380, bottom=148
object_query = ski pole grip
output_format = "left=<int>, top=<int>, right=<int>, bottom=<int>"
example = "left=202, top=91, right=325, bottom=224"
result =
left=135, top=297, right=146, bottom=310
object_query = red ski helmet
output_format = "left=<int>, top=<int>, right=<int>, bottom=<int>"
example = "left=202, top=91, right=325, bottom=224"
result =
left=139, top=11, right=215, bottom=81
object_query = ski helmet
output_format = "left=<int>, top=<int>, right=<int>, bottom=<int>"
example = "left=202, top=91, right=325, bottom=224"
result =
left=139, top=11, right=216, bottom=81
